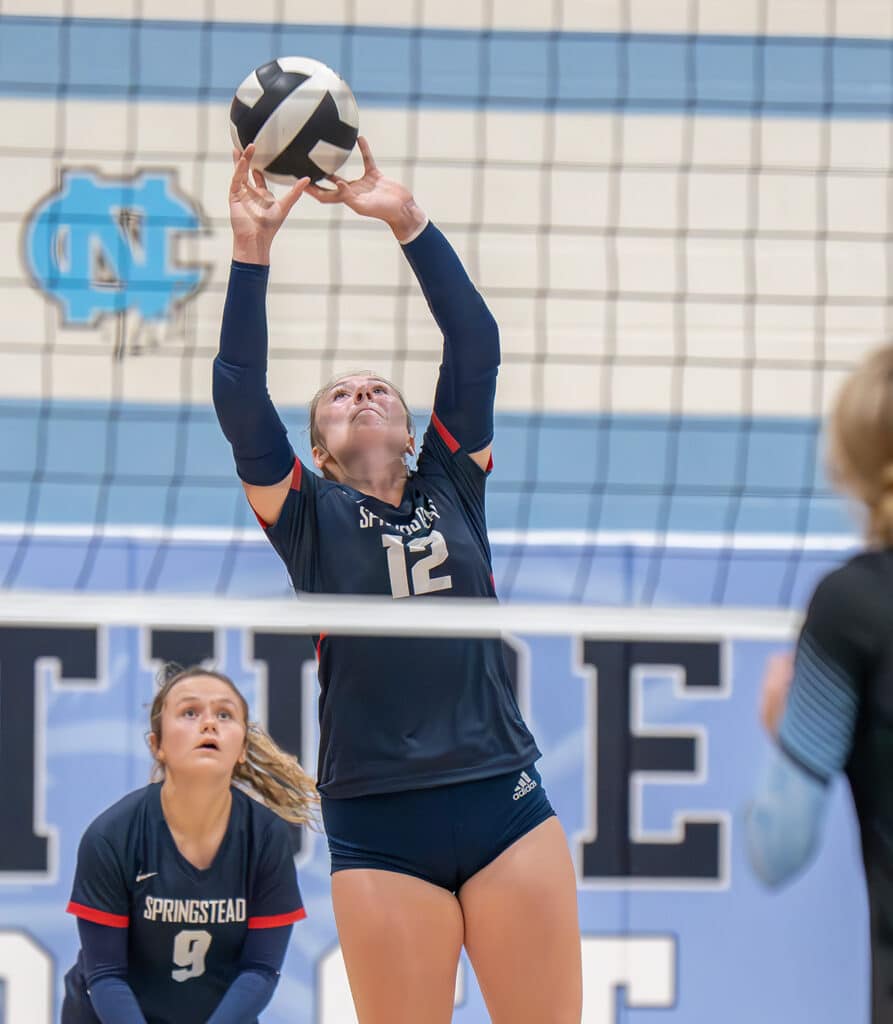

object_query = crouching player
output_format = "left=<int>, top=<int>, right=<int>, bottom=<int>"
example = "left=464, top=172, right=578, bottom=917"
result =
left=61, top=666, right=316, bottom=1023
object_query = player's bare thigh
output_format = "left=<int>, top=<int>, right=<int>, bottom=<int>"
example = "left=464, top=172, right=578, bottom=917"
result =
left=331, top=868, right=464, bottom=1024
left=459, top=816, right=582, bottom=1024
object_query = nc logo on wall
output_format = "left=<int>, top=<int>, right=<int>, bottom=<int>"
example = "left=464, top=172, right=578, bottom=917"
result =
left=23, top=169, right=206, bottom=349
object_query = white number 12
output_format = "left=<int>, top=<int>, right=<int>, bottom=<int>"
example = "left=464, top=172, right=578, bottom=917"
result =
left=382, top=531, right=452, bottom=599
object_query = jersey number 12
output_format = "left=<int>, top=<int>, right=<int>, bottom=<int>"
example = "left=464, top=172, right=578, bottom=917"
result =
left=382, top=531, right=452, bottom=599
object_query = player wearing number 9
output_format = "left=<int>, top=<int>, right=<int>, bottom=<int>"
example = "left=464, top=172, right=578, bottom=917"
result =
left=213, top=136, right=582, bottom=1023
left=61, top=666, right=316, bottom=1024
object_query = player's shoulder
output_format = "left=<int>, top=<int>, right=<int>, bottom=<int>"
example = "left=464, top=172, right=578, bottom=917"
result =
left=80, top=784, right=157, bottom=856
left=266, top=462, right=346, bottom=534
left=805, top=549, right=893, bottom=634
left=415, top=419, right=484, bottom=484
left=418, top=419, right=455, bottom=463
left=299, top=463, right=361, bottom=505
left=87, top=784, right=155, bottom=834
left=811, top=550, right=893, bottom=604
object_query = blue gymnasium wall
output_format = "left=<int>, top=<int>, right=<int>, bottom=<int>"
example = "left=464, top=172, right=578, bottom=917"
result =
left=0, top=5, right=887, bottom=1022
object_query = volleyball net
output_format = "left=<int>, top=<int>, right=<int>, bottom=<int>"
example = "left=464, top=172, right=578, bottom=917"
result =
left=1, top=2, right=890, bottom=607
left=1, top=7, right=887, bottom=1022
left=0, top=586, right=861, bottom=1024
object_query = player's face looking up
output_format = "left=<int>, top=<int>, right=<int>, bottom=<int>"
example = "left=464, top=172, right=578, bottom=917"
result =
left=152, top=674, right=248, bottom=780
left=310, top=374, right=414, bottom=481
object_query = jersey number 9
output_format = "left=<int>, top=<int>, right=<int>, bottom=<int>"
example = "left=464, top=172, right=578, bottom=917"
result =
left=172, top=929, right=212, bottom=982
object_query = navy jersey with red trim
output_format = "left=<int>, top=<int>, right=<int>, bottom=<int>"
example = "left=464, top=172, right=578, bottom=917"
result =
left=64, top=783, right=304, bottom=1024
left=264, top=418, right=540, bottom=798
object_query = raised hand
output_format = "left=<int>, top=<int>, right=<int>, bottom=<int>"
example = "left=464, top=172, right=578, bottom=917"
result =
left=306, top=136, right=427, bottom=242
left=229, top=144, right=310, bottom=264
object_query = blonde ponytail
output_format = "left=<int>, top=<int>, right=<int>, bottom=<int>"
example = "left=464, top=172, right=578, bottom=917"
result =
left=869, top=463, right=893, bottom=547
left=829, top=343, right=893, bottom=547
left=234, top=723, right=318, bottom=826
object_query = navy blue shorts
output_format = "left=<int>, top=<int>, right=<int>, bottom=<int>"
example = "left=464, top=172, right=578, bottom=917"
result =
left=321, top=764, right=555, bottom=892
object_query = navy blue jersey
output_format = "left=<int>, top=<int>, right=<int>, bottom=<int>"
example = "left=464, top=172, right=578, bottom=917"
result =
left=264, top=418, right=540, bottom=798
left=778, top=550, right=893, bottom=1024
left=65, top=783, right=304, bottom=1024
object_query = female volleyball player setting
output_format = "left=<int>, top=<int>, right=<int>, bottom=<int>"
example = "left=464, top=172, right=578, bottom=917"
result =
left=61, top=666, right=315, bottom=1023
left=747, top=343, right=893, bottom=1023
left=214, top=137, right=582, bottom=1023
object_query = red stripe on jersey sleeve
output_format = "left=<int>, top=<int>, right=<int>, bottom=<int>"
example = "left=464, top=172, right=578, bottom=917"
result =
left=431, top=411, right=460, bottom=454
left=248, top=907, right=307, bottom=929
left=316, top=633, right=327, bottom=660
left=67, top=901, right=129, bottom=928
left=251, top=458, right=303, bottom=529
left=486, top=453, right=493, bottom=473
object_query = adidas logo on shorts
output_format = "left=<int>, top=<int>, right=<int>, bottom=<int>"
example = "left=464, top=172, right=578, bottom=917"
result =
left=513, top=771, right=538, bottom=801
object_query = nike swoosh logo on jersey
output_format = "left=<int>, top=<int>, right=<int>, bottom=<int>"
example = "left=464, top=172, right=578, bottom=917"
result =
left=135, top=871, right=158, bottom=883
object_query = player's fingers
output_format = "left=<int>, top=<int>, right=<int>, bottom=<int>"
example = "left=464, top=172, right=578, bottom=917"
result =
left=230, top=166, right=247, bottom=197
left=305, top=184, right=337, bottom=203
left=251, top=168, right=268, bottom=191
left=281, top=177, right=311, bottom=212
left=234, top=143, right=255, bottom=167
left=357, top=136, right=377, bottom=173
left=238, top=182, right=263, bottom=206
left=229, top=145, right=254, bottom=192
left=306, top=180, right=346, bottom=204
left=326, top=173, right=361, bottom=193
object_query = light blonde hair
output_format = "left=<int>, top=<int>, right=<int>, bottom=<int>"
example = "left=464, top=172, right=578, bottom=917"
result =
left=149, top=665, right=317, bottom=826
left=308, top=370, right=414, bottom=452
left=828, top=343, right=893, bottom=547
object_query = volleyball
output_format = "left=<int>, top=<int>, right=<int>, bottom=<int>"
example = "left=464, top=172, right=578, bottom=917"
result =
left=229, top=57, right=359, bottom=184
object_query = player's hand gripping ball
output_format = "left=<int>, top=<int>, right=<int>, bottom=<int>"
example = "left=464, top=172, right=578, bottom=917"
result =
left=229, top=57, right=359, bottom=184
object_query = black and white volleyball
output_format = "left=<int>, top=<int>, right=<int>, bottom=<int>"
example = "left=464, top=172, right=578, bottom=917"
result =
left=229, top=57, right=359, bottom=184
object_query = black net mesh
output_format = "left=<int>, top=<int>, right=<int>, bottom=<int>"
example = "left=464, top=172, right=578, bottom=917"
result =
left=0, top=3, right=888, bottom=605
